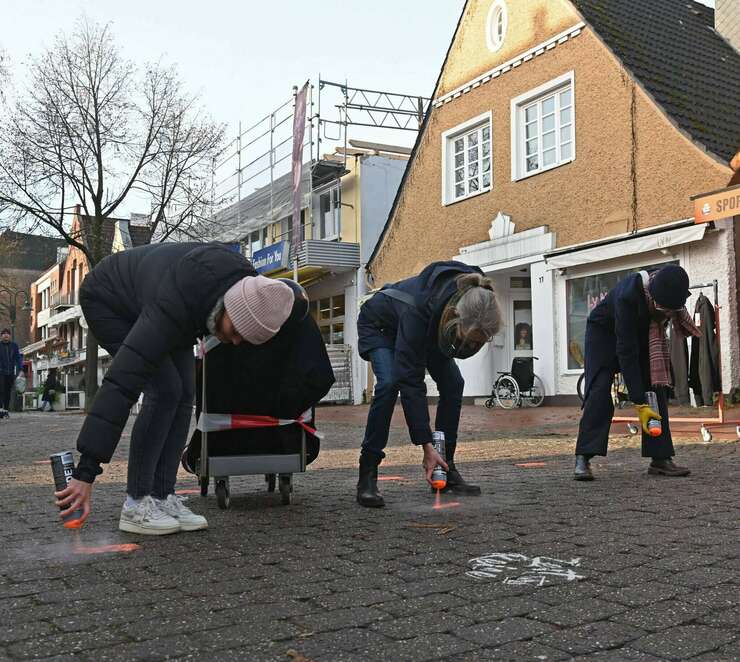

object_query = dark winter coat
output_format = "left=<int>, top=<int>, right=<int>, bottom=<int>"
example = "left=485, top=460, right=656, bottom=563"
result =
left=689, top=293, right=720, bottom=406
left=185, top=314, right=334, bottom=466
left=74, top=242, right=256, bottom=482
left=0, top=340, right=22, bottom=376
left=357, top=260, right=483, bottom=443
left=584, top=273, right=651, bottom=405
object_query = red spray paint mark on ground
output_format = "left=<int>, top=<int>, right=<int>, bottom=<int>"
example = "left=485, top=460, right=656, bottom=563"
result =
left=175, top=489, right=201, bottom=495
left=433, top=489, right=461, bottom=510
left=74, top=543, right=141, bottom=555
left=68, top=530, right=140, bottom=555
left=514, top=462, right=547, bottom=468
left=377, top=476, right=404, bottom=481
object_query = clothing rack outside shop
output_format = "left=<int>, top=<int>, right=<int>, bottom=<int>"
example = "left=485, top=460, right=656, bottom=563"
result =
left=612, top=280, right=724, bottom=441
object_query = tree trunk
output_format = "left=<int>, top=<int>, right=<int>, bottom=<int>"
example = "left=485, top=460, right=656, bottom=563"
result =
left=84, top=328, right=99, bottom=413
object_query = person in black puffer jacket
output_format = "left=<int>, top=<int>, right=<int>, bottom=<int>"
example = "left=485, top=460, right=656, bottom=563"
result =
left=55, top=242, right=300, bottom=535
left=356, top=261, right=502, bottom=508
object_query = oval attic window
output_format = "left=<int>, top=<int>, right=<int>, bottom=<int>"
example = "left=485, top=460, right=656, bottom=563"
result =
left=486, top=0, right=508, bottom=53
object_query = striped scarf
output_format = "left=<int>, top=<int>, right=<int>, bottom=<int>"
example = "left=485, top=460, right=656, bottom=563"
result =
left=641, top=271, right=700, bottom=387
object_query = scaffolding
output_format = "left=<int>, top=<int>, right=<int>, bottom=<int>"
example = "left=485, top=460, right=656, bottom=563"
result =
left=210, top=78, right=430, bottom=244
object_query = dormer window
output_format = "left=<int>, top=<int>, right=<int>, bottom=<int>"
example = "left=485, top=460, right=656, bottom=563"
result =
left=486, top=0, right=508, bottom=53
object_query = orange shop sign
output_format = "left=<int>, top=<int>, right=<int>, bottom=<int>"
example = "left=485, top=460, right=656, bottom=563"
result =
left=691, top=184, right=740, bottom=224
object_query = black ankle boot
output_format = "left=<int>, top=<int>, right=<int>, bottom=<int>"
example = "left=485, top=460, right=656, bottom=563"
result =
left=438, top=442, right=481, bottom=496
left=357, top=451, right=385, bottom=508
left=574, top=455, right=594, bottom=481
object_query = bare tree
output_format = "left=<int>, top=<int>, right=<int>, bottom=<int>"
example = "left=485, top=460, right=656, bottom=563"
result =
left=0, top=20, right=225, bottom=407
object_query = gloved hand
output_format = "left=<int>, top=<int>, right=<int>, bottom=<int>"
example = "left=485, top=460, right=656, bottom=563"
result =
left=635, top=404, right=662, bottom=435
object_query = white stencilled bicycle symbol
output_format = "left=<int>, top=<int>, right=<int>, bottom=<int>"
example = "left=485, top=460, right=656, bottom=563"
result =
left=466, top=552, right=585, bottom=586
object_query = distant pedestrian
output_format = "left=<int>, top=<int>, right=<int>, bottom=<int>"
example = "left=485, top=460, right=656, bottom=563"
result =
left=55, top=242, right=306, bottom=535
left=574, top=265, right=700, bottom=480
left=0, top=328, right=22, bottom=418
left=40, top=368, right=59, bottom=412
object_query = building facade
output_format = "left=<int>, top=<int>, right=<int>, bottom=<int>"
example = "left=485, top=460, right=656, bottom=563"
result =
left=369, top=0, right=740, bottom=401
left=22, top=207, right=151, bottom=407
left=214, top=143, right=409, bottom=404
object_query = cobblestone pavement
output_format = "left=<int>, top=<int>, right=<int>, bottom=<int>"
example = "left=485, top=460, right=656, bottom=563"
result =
left=1, top=408, right=738, bottom=661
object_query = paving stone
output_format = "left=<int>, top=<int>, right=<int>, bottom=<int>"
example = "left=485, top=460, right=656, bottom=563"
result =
left=529, top=597, right=627, bottom=627
left=454, top=617, right=556, bottom=647
left=291, top=606, right=389, bottom=633
left=596, top=580, right=691, bottom=607
left=610, top=598, right=713, bottom=631
left=682, top=584, right=740, bottom=609
left=6, top=629, right=130, bottom=659
left=372, top=610, right=473, bottom=640
left=458, top=640, right=572, bottom=660
left=698, top=605, right=740, bottom=628
left=353, top=632, right=479, bottom=661
left=538, top=621, right=646, bottom=656
left=0, top=620, right=56, bottom=644
left=452, top=596, right=546, bottom=622
left=631, top=624, right=737, bottom=659
left=313, top=588, right=397, bottom=611
left=374, top=592, right=468, bottom=618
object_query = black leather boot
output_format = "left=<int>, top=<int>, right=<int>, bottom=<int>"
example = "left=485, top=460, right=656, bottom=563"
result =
left=648, top=458, right=690, bottom=477
left=439, top=443, right=481, bottom=496
left=357, top=451, right=385, bottom=508
left=574, top=455, right=594, bottom=481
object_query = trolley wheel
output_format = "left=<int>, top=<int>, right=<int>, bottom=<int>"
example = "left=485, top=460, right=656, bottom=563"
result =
left=215, top=478, right=230, bottom=509
left=627, top=423, right=639, bottom=436
left=265, top=474, right=276, bottom=492
left=700, top=426, right=712, bottom=443
left=279, top=474, right=292, bottom=505
left=484, top=397, right=495, bottom=409
left=200, top=475, right=209, bottom=497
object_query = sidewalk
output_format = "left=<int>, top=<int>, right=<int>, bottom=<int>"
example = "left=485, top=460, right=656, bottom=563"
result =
left=317, top=403, right=740, bottom=442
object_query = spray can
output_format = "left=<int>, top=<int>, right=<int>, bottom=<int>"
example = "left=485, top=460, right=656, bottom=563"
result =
left=50, top=451, right=84, bottom=529
left=645, top=391, right=662, bottom=437
left=430, top=431, right=447, bottom=490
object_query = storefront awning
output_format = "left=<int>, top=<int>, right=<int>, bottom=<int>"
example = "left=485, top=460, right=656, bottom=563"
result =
left=545, top=222, right=707, bottom=270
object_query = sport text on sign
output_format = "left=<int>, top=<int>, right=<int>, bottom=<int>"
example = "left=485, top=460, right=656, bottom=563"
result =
left=692, top=184, right=740, bottom=224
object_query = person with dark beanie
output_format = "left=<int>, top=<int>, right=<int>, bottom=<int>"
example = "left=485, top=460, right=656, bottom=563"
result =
left=0, top=328, right=22, bottom=417
left=574, top=264, right=700, bottom=480
left=54, top=243, right=301, bottom=534
left=356, top=261, right=502, bottom=507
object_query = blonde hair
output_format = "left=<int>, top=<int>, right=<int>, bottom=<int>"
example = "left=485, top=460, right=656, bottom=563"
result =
left=441, top=273, right=502, bottom=340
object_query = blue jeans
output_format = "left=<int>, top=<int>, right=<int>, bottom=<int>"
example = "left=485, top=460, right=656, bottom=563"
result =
left=361, top=347, right=464, bottom=458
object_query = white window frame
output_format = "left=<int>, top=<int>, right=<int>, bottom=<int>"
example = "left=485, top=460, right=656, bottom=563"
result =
left=314, top=184, right=341, bottom=241
left=441, top=111, right=493, bottom=206
left=511, top=71, right=575, bottom=182
left=486, top=0, right=508, bottom=53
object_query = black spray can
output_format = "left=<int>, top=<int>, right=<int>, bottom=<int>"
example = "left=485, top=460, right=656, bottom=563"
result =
left=50, top=451, right=84, bottom=529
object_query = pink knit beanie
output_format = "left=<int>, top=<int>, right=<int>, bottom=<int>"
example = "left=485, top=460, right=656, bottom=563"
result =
left=223, top=276, right=294, bottom=344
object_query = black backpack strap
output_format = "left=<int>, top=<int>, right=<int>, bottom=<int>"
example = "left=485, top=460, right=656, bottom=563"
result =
left=378, top=288, right=417, bottom=308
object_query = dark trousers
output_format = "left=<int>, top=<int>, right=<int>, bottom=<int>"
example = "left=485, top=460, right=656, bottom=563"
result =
left=0, top=374, right=14, bottom=410
left=575, top=367, right=674, bottom=459
left=81, top=292, right=195, bottom=499
left=361, top=347, right=464, bottom=459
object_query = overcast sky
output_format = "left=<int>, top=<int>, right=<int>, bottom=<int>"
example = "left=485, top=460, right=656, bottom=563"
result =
left=2, top=0, right=716, bottom=216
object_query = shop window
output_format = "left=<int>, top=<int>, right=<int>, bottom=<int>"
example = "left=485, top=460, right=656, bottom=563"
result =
left=442, top=112, right=492, bottom=205
left=311, top=294, right=345, bottom=345
left=512, top=72, right=574, bottom=181
left=565, top=261, right=676, bottom=370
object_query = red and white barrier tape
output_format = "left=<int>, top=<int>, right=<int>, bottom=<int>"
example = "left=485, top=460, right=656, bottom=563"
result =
left=197, top=410, right=321, bottom=438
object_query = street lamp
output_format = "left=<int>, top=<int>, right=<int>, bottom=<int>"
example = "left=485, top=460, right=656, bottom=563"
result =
left=0, top=285, right=32, bottom=343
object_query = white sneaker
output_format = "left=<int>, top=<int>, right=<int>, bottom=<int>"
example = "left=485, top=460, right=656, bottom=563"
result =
left=119, top=496, right=181, bottom=535
left=155, top=494, right=208, bottom=531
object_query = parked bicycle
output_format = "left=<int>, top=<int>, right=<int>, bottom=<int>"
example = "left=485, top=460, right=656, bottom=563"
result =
left=485, top=357, right=545, bottom=409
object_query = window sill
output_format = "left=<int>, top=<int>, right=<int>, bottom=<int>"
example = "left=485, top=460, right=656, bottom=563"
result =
left=443, top=186, right=492, bottom=207
left=513, top=158, right=574, bottom=183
